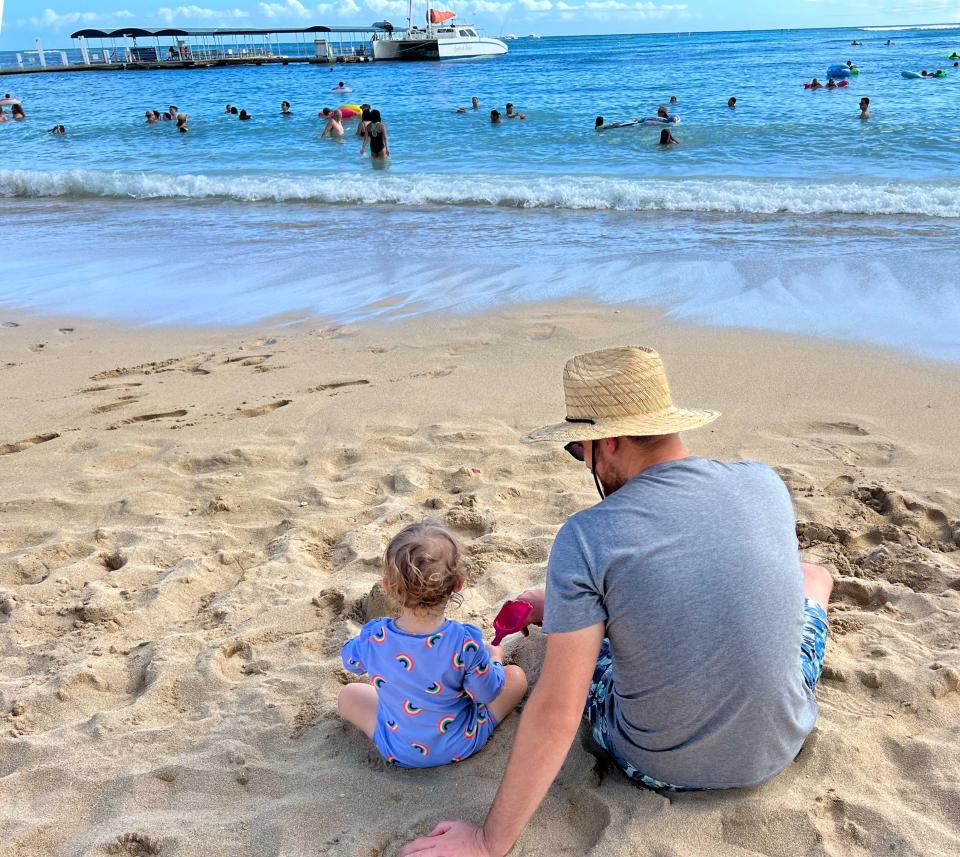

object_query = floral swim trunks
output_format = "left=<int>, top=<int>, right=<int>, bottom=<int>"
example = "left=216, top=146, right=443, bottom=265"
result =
left=584, top=598, right=829, bottom=791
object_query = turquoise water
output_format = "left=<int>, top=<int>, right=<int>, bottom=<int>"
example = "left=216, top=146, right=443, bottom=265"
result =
left=2, top=25, right=960, bottom=358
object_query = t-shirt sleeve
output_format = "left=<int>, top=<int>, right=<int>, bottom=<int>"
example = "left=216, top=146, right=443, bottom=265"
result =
left=461, top=631, right=506, bottom=704
left=340, top=635, right=367, bottom=675
left=543, top=519, right=607, bottom=634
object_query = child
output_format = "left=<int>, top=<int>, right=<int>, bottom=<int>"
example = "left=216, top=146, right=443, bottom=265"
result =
left=338, top=522, right=528, bottom=767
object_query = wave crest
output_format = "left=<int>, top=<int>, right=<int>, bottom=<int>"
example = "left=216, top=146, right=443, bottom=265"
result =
left=2, top=169, right=960, bottom=217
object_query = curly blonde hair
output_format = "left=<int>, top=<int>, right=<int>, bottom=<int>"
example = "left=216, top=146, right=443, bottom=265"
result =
left=384, top=522, right=466, bottom=612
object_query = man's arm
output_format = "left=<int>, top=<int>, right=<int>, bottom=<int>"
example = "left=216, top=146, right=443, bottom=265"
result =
left=396, top=622, right=604, bottom=857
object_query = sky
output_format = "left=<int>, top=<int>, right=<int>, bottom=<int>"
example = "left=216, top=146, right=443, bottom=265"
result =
left=1, top=0, right=959, bottom=49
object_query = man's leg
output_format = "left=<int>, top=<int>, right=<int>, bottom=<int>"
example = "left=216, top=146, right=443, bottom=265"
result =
left=801, top=561, right=833, bottom=608
left=800, top=563, right=832, bottom=691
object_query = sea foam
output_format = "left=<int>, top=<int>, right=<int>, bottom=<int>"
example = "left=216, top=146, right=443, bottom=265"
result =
left=3, top=169, right=960, bottom=218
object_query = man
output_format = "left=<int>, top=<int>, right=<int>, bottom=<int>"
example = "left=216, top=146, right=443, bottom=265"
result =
left=399, top=346, right=832, bottom=857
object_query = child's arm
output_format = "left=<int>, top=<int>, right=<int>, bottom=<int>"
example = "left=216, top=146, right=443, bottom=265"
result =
left=340, top=636, right=367, bottom=675
left=463, top=638, right=506, bottom=704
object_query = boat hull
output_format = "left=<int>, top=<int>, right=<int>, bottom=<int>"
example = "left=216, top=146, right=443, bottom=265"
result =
left=373, top=37, right=507, bottom=60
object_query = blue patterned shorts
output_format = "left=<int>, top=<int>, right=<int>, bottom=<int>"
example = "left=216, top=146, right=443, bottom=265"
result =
left=584, top=598, right=829, bottom=790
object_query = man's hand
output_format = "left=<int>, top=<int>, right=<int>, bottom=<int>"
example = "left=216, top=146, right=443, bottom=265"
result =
left=396, top=821, right=495, bottom=857
left=515, top=588, right=545, bottom=634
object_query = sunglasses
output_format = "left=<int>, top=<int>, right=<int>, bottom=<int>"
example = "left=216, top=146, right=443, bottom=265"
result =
left=564, top=441, right=585, bottom=462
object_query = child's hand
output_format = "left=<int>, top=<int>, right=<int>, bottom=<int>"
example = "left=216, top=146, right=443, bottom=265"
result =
left=485, top=642, right=504, bottom=663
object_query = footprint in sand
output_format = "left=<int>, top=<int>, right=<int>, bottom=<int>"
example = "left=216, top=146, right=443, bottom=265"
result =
left=0, top=432, right=60, bottom=456
left=29, top=343, right=46, bottom=352
left=224, top=354, right=272, bottom=367
left=107, top=410, right=188, bottom=430
left=58, top=328, right=74, bottom=335
left=227, top=399, right=291, bottom=419
left=307, top=380, right=370, bottom=393
left=90, top=395, right=142, bottom=415
left=2, top=321, right=19, bottom=329
left=80, top=382, right=143, bottom=394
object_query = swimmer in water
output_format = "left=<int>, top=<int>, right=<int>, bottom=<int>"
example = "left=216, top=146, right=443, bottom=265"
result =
left=176, top=114, right=189, bottom=133
left=658, top=129, right=678, bottom=146
left=505, top=102, right=525, bottom=119
left=807, top=78, right=823, bottom=90
left=11, top=104, right=25, bottom=120
left=826, top=78, right=837, bottom=89
left=361, top=109, right=389, bottom=161
left=886, top=39, right=893, bottom=46
left=0, top=108, right=6, bottom=124
left=145, top=109, right=158, bottom=124
left=472, top=96, right=480, bottom=110
left=225, top=103, right=233, bottom=114
left=490, top=109, right=502, bottom=124
left=162, top=112, right=172, bottom=121
left=859, top=97, right=870, bottom=121
left=595, top=115, right=641, bottom=131
left=727, top=96, right=737, bottom=108
left=657, top=105, right=669, bottom=119
left=238, top=109, right=251, bottom=120
left=281, top=101, right=291, bottom=115
left=321, top=108, right=344, bottom=139
left=49, top=124, right=66, bottom=134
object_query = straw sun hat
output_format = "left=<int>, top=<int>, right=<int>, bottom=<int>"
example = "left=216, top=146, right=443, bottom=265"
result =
left=523, top=346, right=720, bottom=444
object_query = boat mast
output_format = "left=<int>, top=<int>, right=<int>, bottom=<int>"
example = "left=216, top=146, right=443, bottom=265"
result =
left=407, top=0, right=413, bottom=30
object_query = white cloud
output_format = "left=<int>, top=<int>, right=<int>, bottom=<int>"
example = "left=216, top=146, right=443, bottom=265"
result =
left=18, top=8, right=135, bottom=28
left=519, top=0, right=552, bottom=9
left=363, top=0, right=408, bottom=14
left=259, top=0, right=311, bottom=17
left=157, top=6, right=249, bottom=22
left=471, top=0, right=514, bottom=13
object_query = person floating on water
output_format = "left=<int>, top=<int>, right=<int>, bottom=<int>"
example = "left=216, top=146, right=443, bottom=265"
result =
left=859, top=97, right=870, bottom=121
left=595, top=116, right=642, bottom=131
left=727, top=96, right=737, bottom=108
left=659, top=128, right=679, bottom=146
left=337, top=523, right=527, bottom=770
left=826, top=78, right=837, bottom=89
left=807, top=78, right=823, bottom=89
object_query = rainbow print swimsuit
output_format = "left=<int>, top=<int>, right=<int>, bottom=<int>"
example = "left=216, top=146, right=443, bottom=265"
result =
left=341, top=618, right=505, bottom=768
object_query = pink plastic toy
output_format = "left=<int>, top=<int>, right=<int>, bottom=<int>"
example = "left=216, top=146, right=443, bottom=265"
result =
left=491, top=599, right=534, bottom=645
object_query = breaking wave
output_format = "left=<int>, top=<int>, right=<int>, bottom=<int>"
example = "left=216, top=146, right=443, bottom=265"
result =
left=3, top=169, right=960, bottom=217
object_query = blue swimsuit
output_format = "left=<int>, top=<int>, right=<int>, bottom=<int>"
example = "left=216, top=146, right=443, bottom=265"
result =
left=341, top=618, right=505, bottom=768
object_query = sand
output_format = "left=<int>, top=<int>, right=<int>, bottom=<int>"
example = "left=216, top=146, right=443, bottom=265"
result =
left=0, top=301, right=958, bottom=857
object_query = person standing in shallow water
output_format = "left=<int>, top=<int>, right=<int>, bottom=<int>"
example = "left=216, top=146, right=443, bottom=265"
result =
left=859, top=97, right=870, bottom=121
left=398, top=346, right=833, bottom=857
left=361, top=109, right=389, bottom=161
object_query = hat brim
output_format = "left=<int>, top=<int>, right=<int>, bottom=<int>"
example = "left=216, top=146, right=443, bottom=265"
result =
left=521, top=407, right=720, bottom=444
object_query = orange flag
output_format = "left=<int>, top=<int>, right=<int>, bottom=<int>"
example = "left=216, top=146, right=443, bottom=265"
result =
left=429, top=9, right=456, bottom=23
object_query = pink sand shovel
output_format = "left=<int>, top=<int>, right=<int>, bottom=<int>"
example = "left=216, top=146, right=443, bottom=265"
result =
left=491, top=599, right=535, bottom=646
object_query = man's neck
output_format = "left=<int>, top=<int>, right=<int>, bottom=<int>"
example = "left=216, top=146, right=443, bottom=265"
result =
left=619, top=434, right=691, bottom=484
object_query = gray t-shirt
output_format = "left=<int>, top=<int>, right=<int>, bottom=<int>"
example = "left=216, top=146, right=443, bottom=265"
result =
left=544, top=457, right=817, bottom=789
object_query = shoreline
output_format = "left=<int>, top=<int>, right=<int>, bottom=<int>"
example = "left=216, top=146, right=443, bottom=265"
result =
left=1, top=300, right=959, bottom=856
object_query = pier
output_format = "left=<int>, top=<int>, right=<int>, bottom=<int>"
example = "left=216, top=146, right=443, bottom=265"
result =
left=0, top=25, right=386, bottom=77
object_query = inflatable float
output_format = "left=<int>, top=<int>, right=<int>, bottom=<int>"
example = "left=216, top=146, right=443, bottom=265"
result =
left=902, top=70, right=947, bottom=79
left=337, top=103, right=362, bottom=118
left=642, top=115, right=680, bottom=125
left=827, top=65, right=852, bottom=78
left=947, top=52, right=960, bottom=59
left=331, top=85, right=352, bottom=93
left=0, top=96, right=20, bottom=106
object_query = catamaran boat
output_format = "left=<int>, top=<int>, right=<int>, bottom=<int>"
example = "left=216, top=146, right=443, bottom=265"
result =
left=372, top=6, right=508, bottom=60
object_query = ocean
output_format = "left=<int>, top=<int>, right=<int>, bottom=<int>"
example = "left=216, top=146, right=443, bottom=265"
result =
left=2, top=24, right=960, bottom=359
